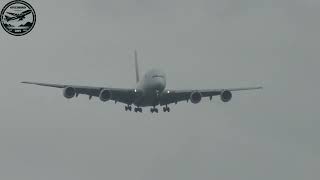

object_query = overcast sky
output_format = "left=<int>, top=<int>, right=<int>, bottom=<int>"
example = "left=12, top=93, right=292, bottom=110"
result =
left=0, top=0, right=319, bottom=179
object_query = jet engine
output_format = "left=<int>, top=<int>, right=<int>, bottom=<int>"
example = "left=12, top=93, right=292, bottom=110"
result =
left=190, top=91, right=202, bottom=104
left=220, top=90, right=232, bottom=102
left=99, top=89, right=112, bottom=102
left=63, top=87, right=75, bottom=99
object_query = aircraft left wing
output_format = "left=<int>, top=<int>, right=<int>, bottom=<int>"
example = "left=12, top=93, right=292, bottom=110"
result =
left=159, top=87, right=262, bottom=105
left=6, top=12, right=18, bottom=17
left=21, top=81, right=140, bottom=105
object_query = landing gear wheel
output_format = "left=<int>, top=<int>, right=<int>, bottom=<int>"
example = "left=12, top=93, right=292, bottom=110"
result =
left=151, top=108, right=158, bottom=113
left=163, top=106, right=170, bottom=112
left=125, top=105, right=132, bottom=111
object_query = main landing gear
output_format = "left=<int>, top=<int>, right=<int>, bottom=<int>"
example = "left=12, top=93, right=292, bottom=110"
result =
left=134, top=107, right=142, bottom=113
left=163, top=105, right=170, bottom=112
left=125, top=105, right=132, bottom=111
left=150, top=106, right=170, bottom=113
left=124, top=105, right=142, bottom=112
left=150, top=107, right=158, bottom=113
left=125, top=105, right=170, bottom=113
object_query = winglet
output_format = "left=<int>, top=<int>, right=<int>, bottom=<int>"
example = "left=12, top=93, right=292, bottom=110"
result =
left=134, top=50, right=140, bottom=83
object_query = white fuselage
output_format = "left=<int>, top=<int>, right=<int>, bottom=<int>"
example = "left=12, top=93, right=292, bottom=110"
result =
left=134, top=68, right=166, bottom=107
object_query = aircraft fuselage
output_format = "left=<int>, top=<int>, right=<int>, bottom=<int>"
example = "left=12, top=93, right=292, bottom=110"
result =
left=134, top=68, right=166, bottom=107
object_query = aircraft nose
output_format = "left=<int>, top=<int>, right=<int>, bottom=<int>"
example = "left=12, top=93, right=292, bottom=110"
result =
left=154, top=77, right=166, bottom=91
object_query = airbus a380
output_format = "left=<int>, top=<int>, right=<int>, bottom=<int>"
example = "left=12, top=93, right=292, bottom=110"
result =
left=5, top=10, right=32, bottom=21
left=22, top=51, right=262, bottom=113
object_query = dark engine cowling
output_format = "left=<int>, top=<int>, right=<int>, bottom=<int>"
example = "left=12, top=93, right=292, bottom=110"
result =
left=99, top=89, right=112, bottom=102
left=63, top=87, right=75, bottom=99
left=220, top=90, right=232, bottom=102
left=190, top=91, right=202, bottom=104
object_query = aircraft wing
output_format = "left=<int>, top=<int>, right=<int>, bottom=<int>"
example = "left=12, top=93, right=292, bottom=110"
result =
left=21, top=81, right=140, bottom=105
left=159, top=87, right=262, bottom=105
left=6, top=12, right=18, bottom=17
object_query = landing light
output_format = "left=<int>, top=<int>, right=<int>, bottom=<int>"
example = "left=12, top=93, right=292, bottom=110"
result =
left=167, top=90, right=170, bottom=93
left=134, top=89, right=137, bottom=92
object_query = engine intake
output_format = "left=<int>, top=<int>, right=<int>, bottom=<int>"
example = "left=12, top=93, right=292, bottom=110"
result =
left=220, top=90, right=232, bottom=102
left=63, top=87, right=75, bottom=99
left=190, top=91, right=202, bottom=104
left=99, top=89, right=112, bottom=102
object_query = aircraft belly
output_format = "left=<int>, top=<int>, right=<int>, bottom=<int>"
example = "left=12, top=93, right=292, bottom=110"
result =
left=140, top=98, right=159, bottom=107
left=133, top=90, right=160, bottom=107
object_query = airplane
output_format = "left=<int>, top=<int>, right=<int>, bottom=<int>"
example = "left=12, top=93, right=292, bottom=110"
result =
left=5, top=10, right=32, bottom=22
left=21, top=51, right=262, bottom=113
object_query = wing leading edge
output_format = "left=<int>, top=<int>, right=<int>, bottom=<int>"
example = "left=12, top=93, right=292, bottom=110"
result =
left=159, top=87, right=262, bottom=105
left=21, top=81, right=139, bottom=105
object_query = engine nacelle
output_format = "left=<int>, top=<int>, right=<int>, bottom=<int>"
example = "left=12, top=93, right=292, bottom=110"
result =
left=220, top=90, right=232, bottom=102
left=63, top=87, right=75, bottom=99
left=99, top=89, right=112, bottom=102
left=190, top=91, right=202, bottom=104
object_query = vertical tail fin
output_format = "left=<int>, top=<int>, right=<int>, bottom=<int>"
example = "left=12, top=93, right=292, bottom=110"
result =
left=134, top=50, right=140, bottom=83
left=5, top=15, right=12, bottom=22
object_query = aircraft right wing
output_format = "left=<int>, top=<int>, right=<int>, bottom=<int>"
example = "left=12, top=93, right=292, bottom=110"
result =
left=21, top=81, right=142, bottom=105
left=159, top=87, right=262, bottom=105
